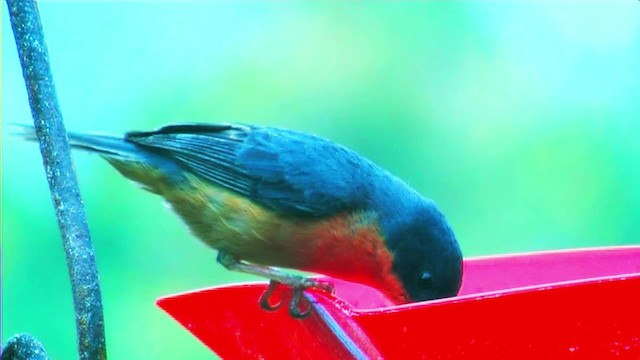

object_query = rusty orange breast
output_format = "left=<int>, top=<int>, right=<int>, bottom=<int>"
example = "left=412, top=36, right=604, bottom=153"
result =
left=298, top=211, right=409, bottom=304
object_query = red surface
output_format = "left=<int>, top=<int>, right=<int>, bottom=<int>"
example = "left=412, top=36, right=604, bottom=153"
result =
left=157, top=246, right=640, bottom=359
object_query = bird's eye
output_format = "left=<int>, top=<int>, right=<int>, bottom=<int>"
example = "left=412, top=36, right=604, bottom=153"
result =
left=417, top=272, right=433, bottom=289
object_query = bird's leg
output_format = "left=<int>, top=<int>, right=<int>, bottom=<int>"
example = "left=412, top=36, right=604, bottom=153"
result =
left=217, top=252, right=334, bottom=318
left=216, top=252, right=335, bottom=293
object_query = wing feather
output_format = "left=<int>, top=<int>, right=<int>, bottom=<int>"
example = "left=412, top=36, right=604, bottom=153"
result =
left=125, top=123, right=369, bottom=216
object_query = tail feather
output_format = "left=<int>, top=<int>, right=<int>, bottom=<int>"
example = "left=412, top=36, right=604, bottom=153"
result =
left=11, top=124, right=142, bottom=161
left=12, top=124, right=187, bottom=194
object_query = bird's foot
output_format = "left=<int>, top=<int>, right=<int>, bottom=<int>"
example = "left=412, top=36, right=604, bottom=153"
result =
left=217, top=252, right=334, bottom=318
left=259, top=279, right=334, bottom=319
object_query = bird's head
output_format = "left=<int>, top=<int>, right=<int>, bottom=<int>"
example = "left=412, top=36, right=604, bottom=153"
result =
left=384, top=202, right=463, bottom=302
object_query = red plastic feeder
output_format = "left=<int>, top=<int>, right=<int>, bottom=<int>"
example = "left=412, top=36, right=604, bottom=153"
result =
left=157, top=246, right=640, bottom=359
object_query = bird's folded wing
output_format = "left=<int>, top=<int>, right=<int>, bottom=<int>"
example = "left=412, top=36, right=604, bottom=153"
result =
left=125, top=124, right=368, bottom=217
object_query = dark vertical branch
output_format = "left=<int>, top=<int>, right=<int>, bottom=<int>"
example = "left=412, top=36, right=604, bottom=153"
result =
left=6, top=0, right=107, bottom=359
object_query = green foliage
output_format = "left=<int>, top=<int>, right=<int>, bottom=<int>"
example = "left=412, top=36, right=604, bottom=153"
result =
left=3, top=2, right=639, bottom=359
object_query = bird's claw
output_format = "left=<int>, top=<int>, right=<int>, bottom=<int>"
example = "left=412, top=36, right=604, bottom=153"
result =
left=258, top=278, right=334, bottom=319
left=258, top=280, right=283, bottom=311
left=289, top=287, right=312, bottom=318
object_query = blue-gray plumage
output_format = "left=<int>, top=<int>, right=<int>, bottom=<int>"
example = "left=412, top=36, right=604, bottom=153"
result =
left=19, top=123, right=463, bottom=305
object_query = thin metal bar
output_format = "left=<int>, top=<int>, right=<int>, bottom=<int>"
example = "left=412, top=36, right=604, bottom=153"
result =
left=305, top=293, right=383, bottom=360
left=6, top=1, right=107, bottom=359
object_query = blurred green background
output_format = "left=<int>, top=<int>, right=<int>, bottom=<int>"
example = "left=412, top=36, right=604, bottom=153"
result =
left=2, top=2, right=639, bottom=359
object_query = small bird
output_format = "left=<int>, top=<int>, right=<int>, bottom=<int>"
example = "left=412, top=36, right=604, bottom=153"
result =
left=20, top=123, right=463, bottom=317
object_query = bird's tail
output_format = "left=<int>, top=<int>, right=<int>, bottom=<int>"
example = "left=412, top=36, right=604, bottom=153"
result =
left=12, top=124, right=143, bottom=161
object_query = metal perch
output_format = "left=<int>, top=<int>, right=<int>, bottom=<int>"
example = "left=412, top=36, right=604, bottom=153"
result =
left=6, top=0, right=106, bottom=358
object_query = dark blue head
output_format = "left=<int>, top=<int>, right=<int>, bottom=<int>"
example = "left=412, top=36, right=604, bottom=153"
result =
left=384, top=201, right=463, bottom=302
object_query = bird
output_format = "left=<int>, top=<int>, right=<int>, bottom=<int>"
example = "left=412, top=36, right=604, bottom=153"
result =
left=19, top=123, right=463, bottom=317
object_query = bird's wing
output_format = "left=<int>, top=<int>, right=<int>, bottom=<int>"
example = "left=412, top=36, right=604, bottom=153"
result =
left=125, top=123, right=369, bottom=217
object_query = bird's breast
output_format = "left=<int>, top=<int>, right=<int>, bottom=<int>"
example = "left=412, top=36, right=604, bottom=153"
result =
left=301, top=212, right=409, bottom=302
